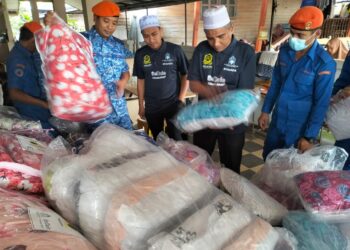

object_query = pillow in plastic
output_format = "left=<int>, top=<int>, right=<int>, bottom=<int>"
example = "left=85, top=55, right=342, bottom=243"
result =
left=253, top=146, right=348, bottom=198
left=35, top=13, right=111, bottom=122
left=326, top=97, right=350, bottom=141
left=0, top=106, right=43, bottom=132
left=157, top=132, right=220, bottom=185
left=0, top=188, right=97, bottom=250
left=149, top=193, right=253, bottom=250
left=295, top=170, right=350, bottom=220
left=283, top=211, right=348, bottom=250
left=220, top=167, right=287, bottom=225
left=104, top=166, right=214, bottom=250
left=223, top=218, right=280, bottom=250
left=174, top=89, right=260, bottom=133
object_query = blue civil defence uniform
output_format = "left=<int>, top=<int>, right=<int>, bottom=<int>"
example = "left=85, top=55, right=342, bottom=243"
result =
left=6, top=42, right=51, bottom=129
left=82, top=27, right=132, bottom=130
left=262, top=41, right=336, bottom=159
left=332, top=52, right=350, bottom=170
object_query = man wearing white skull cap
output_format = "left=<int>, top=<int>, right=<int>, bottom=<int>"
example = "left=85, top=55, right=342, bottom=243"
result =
left=133, top=15, right=189, bottom=140
left=188, top=5, right=256, bottom=174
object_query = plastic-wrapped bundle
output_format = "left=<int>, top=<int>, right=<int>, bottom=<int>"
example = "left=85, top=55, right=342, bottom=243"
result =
left=220, top=168, right=287, bottom=225
left=223, top=218, right=280, bottom=250
left=157, top=132, right=220, bottom=185
left=35, top=13, right=111, bottom=122
left=0, top=188, right=97, bottom=250
left=295, top=170, right=350, bottom=221
left=0, top=131, right=48, bottom=193
left=274, top=228, right=298, bottom=250
left=283, top=211, right=348, bottom=250
left=326, top=96, right=350, bottom=140
left=174, top=89, right=260, bottom=132
left=149, top=193, right=253, bottom=250
left=252, top=146, right=348, bottom=209
left=104, top=166, right=214, bottom=250
left=0, top=106, right=43, bottom=131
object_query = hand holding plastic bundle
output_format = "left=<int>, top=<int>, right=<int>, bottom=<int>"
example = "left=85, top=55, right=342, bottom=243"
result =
left=326, top=96, right=350, bottom=140
left=35, top=13, right=111, bottom=122
left=174, top=89, right=260, bottom=132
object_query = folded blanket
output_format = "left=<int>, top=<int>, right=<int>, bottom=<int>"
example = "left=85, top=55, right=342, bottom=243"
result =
left=326, top=97, right=350, bottom=140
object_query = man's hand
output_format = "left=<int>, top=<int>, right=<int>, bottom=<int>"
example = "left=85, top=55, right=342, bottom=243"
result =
left=258, top=112, right=270, bottom=130
left=44, top=11, right=55, bottom=26
left=297, top=137, right=313, bottom=153
left=202, top=85, right=227, bottom=100
left=339, top=86, right=350, bottom=99
left=138, top=104, right=145, bottom=119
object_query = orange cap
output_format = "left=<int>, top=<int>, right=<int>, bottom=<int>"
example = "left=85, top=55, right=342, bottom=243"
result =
left=92, top=0, right=120, bottom=17
left=23, top=21, right=43, bottom=33
left=289, top=6, right=324, bottom=31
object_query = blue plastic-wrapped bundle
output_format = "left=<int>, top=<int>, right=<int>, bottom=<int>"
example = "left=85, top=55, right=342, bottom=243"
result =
left=174, top=89, right=260, bottom=133
left=283, top=211, right=348, bottom=250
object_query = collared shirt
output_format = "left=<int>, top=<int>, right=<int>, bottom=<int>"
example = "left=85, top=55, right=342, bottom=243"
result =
left=333, top=51, right=350, bottom=95
left=133, top=41, right=189, bottom=113
left=82, top=27, right=132, bottom=130
left=188, top=37, right=256, bottom=133
left=6, top=42, right=51, bottom=127
left=188, top=37, right=256, bottom=91
left=262, top=41, right=336, bottom=139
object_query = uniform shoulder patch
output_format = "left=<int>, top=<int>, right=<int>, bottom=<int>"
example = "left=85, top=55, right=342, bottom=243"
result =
left=15, top=64, right=25, bottom=77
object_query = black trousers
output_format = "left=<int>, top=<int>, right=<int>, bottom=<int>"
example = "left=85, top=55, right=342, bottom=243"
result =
left=193, top=129, right=245, bottom=174
left=145, top=101, right=182, bottom=141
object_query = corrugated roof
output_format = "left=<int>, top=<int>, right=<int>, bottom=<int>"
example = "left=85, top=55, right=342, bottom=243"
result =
left=116, top=0, right=198, bottom=11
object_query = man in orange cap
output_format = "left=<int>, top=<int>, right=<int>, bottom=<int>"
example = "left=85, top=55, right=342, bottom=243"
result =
left=258, top=6, right=336, bottom=159
left=80, top=0, right=133, bottom=130
left=44, top=1, right=132, bottom=130
left=6, top=21, right=53, bottom=129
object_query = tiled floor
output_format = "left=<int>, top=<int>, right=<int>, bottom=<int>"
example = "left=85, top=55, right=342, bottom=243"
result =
left=211, top=127, right=266, bottom=179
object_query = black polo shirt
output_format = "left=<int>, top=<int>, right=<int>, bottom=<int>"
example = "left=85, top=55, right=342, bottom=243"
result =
left=188, top=37, right=256, bottom=133
left=133, top=41, right=189, bottom=113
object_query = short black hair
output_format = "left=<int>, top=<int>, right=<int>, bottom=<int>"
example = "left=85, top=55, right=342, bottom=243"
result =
left=19, top=26, right=34, bottom=41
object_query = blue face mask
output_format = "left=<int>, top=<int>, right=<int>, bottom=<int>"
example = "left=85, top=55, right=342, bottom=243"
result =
left=289, top=37, right=308, bottom=51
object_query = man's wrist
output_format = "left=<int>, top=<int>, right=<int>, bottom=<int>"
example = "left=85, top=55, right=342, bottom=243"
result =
left=302, top=136, right=317, bottom=144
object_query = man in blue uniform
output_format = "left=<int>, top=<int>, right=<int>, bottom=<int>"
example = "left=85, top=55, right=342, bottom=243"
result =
left=258, top=6, right=336, bottom=160
left=6, top=21, right=52, bottom=129
left=332, top=53, right=350, bottom=170
left=133, top=15, right=189, bottom=140
left=188, top=6, right=256, bottom=174
left=82, top=1, right=132, bottom=130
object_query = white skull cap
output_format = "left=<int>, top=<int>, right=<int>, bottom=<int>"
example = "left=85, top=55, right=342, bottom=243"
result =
left=139, top=15, right=160, bottom=31
left=203, top=5, right=231, bottom=30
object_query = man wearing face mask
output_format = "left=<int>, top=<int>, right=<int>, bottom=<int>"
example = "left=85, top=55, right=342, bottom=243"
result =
left=258, top=6, right=336, bottom=160
left=188, top=6, right=256, bottom=174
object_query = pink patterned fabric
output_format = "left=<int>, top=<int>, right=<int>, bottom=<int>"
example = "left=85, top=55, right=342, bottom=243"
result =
left=35, top=13, right=111, bottom=122
left=296, top=171, right=350, bottom=213
left=0, top=132, right=47, bottom=193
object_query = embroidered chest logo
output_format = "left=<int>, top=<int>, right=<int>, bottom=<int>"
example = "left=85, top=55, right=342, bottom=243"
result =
left=165, top=53, right=171, bottom=60
left=223, top=55, right=239, bottom=72
left=203, top=53, right=213, bottom=66
left=143, top=55, right=151, bottom=66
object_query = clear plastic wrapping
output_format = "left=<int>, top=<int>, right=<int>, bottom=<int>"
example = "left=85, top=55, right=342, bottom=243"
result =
left=220, top=167, right=287, bottom=225
left=0, top=188, right=97, bottom=250
left=174, top=89, right=260, bottom=132
left=0, top=105, right=43, bottom=132
left=252, top=146, right=348, bottom=209
left=35, top=13, right=111, bottom=122
left=283, top=211, right=348, bottom=250
left=295, top=170, right=350, bottom=221
left=0, top=131, right=49, bottom=193
left=156, top=132, right=220, bottom=185
left=326, top=95, right=350, bottom=140
left=42, top=124, right=284, bottom=250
